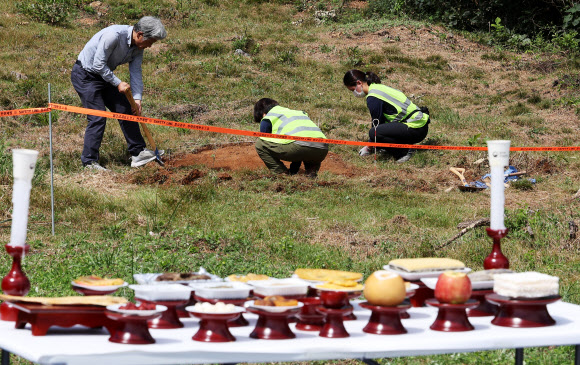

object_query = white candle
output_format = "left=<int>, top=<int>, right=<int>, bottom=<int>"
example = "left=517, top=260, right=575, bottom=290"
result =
left=9, top=149, right=39, bottom=248
left=486, top=141, right=510, bottom=230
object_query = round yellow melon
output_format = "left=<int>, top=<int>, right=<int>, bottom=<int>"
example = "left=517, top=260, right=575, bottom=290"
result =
left=363, top=271, right=406, bottom=306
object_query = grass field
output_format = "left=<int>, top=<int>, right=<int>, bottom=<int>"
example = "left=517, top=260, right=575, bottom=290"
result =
left=0, top=0, right=579, bottom=364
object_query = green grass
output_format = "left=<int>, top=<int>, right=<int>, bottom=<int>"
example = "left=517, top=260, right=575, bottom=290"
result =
left=1, top=0, right=580, bottom=364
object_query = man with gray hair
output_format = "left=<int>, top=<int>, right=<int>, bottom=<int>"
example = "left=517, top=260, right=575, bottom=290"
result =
left=71, top=16, right=167, bottom=170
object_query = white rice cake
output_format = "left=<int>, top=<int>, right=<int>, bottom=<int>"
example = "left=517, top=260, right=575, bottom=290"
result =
left=388, top=258, right=465, bottom=273
left=493, top=272, right=559, bottom=298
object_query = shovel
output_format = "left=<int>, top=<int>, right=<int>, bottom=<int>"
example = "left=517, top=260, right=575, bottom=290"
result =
left=449, top=167, right=486, bottom=192
left=123, top=89, right=164, bottom=166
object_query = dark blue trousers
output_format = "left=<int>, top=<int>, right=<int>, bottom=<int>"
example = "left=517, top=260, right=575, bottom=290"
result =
left=70, top=62, right=145, bottom=165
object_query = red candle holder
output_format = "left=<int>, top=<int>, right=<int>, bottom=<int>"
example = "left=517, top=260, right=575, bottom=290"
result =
left=359, top=302, right=411, bottom=335
left=484, top=228, right=509, bottom=269
left=1, top=244, right=31, bottom=321
left=425, top=299, right=479, bottom=332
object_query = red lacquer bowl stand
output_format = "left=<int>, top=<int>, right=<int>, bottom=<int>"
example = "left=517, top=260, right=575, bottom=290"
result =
left=486, top=294, right=561, bottom=327
left=296, top=297, right=324, bottom=331
left=247, top=307, right=300, bottom=340
left=136, top=297, right=189, bottom=329
left=484, top=228, right=509, bottom=270
left=400, top=290, right=416, bottom=319
left=359, top=302, right=411, bottom=335
left=1, top=244, right=31, bottom=321
left=317, top=306, right=353, bottom=338
left=408, top=280, right=434, bottom=307
left=12, top=302, right=120, bottom=336
left=105, top=311, right=162, bottom=344
left=425, top=299, right=479, bottom=332
left=72, top=285, right=118, bottom=296
left=195, top=296, right=249, bottom=327
left=344, top=291, right=362, bottom=321
left=467, top=289, right=498, bottom=317
left=177, top=290, right=197, bottom=318
left=190, top=311, right=242, bottom=342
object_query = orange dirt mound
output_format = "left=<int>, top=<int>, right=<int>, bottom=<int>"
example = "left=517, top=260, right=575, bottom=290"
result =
left=167, top=143, right=359, bottom=177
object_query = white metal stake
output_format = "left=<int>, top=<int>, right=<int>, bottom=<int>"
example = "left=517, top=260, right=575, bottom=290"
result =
left=48, top=83, right=55, bottom=236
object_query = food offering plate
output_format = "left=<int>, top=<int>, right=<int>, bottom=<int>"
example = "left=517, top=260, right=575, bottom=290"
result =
left=485, top=293, right=561, bottom=328
left=425, top=299, right=479, bottom=332
left=71, top=281, right=128, bottom=296
left=135, top=297, right=189, bottom=329
left=359, top=302, right=411, bottom=335
left=252, top=292, right=306, bottom=324
left=194, top=296, right=250, bottom=327
left=316, top=289, right=355, bottom=338
left=467, top=289, right=498, bottom=317
left=186, top=306, right=245, bottom=342
left=11, top=302, right=120, bottom=336
left=296, top=296, right=324, bottom=331
left=245, top=301, right=303, bottom=340
left=105, top=304, right=167, bottom=344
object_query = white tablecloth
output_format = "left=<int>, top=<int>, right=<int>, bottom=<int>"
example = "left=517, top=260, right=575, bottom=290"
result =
left=0, top=301, right=579, bottom=365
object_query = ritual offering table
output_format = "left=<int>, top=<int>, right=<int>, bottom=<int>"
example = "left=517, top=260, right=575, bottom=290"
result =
left=12, top=302, right=120, bottom=336
left=467, top=289, right=498, bottom=317
left=187, top=307, right=244, bottom=342
left=425, top=298, right=479, bottom=332
left=195, top=296, right=249, bottom=327
left=105, top=304, right=166, bottom=344
left=136, top=297, right=189, bottom=329
left=247, top=305, right=302, bottom=340
left=359, top=302, right=411, bottom=335
left=486, top=294, right=561, bottom=328
left=296, top=297, right=324, bottom=331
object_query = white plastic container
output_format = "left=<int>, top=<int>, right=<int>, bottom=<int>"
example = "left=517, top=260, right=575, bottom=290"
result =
left=191, top=282, right=252, bottom=300
left=248, top=278, right=309, bottom=297
left=129, top=284, right=192, bottom=301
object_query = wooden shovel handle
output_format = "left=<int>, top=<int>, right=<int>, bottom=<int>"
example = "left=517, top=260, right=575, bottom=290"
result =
left=449, top=167, right=469, bottom=187
left=123, top=89, right=157, bottom=151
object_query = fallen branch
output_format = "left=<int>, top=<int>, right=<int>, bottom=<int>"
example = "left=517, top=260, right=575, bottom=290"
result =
left=570, top=221, right=578, bottom=240
left=437, top=218, right=490, bottom=249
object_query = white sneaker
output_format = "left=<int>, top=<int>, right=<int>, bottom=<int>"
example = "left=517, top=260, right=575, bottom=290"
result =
left=84, top=162, right=108, bottom=171
left=396, top=150, right=414, bottom=163
left=131, top=149, right=158, bottom=167
left=359, top=146, right=373, bottom=156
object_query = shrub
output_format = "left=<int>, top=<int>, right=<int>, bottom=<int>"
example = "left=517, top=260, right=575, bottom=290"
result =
left=16, top=0, right=73, bottom=25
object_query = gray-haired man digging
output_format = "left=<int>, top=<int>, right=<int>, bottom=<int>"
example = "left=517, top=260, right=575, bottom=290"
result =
left=71, top=16, right=167, bottom=170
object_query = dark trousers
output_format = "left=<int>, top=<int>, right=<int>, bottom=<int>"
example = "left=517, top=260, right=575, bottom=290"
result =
left=70, top=62, right=145, bottom=165
left=255, top=139, right=328, bottom=176
left=369, top=122, right=429, bottom=159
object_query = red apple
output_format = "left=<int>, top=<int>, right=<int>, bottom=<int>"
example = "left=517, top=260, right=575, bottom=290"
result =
left=434, top=271, right=472, bottom=304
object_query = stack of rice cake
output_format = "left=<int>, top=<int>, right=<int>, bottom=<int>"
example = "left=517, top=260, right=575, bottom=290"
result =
left=388, top=258, right=466, bottom=272
left=493, top=272, right=559, bottom=298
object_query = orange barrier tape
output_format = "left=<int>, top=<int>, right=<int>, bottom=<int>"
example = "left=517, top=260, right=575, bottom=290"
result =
left=0, top=108, right=51, bottom=117
left=3, top=103, right=567, bottom=153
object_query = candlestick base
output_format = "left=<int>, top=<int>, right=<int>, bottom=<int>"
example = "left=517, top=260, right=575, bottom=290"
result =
left=484, top=228, right=509, bottom=270
left=1, top=244, right=31, bottom=322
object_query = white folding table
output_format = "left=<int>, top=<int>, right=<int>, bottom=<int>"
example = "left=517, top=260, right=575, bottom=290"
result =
left=0, top=301, right=579, bottom=365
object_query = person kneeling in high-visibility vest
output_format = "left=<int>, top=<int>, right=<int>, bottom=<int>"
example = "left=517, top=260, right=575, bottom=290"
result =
left=254, top=98, right=329, bottom=178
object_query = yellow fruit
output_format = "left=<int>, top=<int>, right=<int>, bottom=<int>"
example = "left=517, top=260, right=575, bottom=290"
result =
left=363, top=270, right=406, bottom=306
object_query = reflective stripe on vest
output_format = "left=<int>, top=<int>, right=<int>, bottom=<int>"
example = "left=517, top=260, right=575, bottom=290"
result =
left=259, top=105, right=327, bottom=147
left=366, top=84, right=428, bottom=128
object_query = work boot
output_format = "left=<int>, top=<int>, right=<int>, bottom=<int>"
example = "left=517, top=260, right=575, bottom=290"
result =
left=131, top=149, right=158, bottom=167
left=84, top=161, right=108, bottom=171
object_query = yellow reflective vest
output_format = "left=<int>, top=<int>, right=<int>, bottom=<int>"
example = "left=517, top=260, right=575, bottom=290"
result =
left=259, top=106, right=327, bottom=147
left=366, top=84, right=429, bottom=128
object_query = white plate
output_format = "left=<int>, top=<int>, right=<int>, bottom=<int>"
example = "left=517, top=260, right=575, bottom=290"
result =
left=190, top=282, right=252, bottom=299
left=71, top=281, right=128, bottom=291
left=133, top=272, right=222, bottom=285
left=383, top=265, right=471, bottom=281
left=106, top=304, right=167, bottom=316
left=185, top=305, right=245, bottom=315
left=421, top=277, right=493, bottom=290
left=313, top=285, right=364, bottom=293
left=248, top=278, right=309, bottom=296
left=244, top=300, right=303, bottom=313
left=130, top=284, right=192, bottom=301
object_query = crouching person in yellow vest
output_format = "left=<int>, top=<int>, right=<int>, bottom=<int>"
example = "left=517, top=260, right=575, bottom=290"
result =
left=254, top=98, right=329, bottom=178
